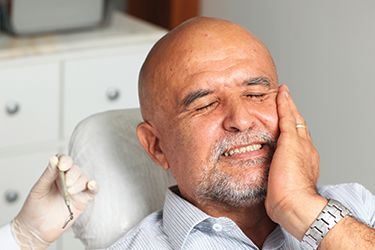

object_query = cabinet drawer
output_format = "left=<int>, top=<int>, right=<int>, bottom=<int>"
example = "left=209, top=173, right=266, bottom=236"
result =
left=0, top=63, right=60, bottom=149
left=63, top=47, right=149, bottom=138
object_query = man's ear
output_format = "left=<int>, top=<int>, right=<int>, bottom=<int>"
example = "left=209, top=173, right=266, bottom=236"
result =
left=136, top=121, right=169, bottom=170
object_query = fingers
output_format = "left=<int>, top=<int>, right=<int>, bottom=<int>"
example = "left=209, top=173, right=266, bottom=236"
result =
left=61, top=162, right=98, bottom=195
left=65, top=165, right=81, bottom=187
left=277, top=85, right=310, bottom=140
left=68, top=179, right=98, bottom=211
left=31, top=156, right=60, bottom=194
left=53, top=155, right=98, bottom=197
left=49, top=155, right=59, bottom=168
left=67, top=174, right=89, bottom=195
left=87, top=180, right=99, bottom=194
left=57, top=155, right=73, bottom=171
left=277, top=85, right=297, bottom=136
left=285, top=87, right=310, bottom=139
left=71, top=187, right=97, bottom=211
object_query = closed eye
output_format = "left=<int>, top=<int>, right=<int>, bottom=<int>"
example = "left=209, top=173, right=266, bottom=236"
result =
left=246, top=92, right=267, bottom=102
left=195, top=101, right=218, bottom=112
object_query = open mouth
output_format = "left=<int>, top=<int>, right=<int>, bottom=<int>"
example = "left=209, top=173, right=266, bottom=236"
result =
left=222, top=143, right=264, bottom=157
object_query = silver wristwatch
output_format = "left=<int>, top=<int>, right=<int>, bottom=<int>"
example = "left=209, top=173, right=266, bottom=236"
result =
left=301, top=199, right=351, bottom=250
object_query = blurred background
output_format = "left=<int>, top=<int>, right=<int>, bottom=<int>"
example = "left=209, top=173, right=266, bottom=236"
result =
left=0, top=0, right=374, bottom=249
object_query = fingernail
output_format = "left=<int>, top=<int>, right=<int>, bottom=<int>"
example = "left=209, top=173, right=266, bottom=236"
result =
left=58, top=156, right=73, bottom=171
left=49, top=155, right=59, bottom=169
left=87, top=180, right=98, bottom=193
left=284, top=91, right=289, bottom=98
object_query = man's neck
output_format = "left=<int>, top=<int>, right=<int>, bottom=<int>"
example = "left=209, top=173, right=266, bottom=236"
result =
left=200, top=200, right=277, bottom=248
left=177, top=187, right=277, bottom=248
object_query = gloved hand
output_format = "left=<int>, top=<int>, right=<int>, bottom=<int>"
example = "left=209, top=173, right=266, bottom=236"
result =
left=11, top=155, right=98, bottom=250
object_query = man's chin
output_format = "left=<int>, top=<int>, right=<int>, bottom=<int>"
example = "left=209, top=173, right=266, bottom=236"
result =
left=196, top=156, right=270, bottom=208
left=212, top=185, right=267, bottom=208
left=216, top=160, right=270, bottom=185
left=196, top=176, right=268, bottom=208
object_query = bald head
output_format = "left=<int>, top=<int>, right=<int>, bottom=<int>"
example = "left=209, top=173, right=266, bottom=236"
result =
left=138, top=16, right=277, bottom=122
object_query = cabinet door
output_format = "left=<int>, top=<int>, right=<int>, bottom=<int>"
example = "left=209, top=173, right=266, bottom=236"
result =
left=0, top=63, right=60, bottom=149
left=63, top=45, right=151, bottom=139
left=0, top=150, right=59, bottom=249
left=61, top=228, right=84, bottom=250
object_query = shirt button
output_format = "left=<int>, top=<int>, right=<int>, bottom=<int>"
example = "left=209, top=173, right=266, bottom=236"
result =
left=212, top=223, right=223, bottom=232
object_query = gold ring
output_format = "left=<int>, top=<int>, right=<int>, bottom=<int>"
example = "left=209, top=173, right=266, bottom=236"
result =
left=296, top=123, right=306, bottom=129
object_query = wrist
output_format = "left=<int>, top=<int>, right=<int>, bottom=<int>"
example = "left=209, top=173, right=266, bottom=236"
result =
left=11, top=217, right=50, bottom=250
left=301, top=199, right=352, bottom=249
left=271, top=194, right=328, bottom=240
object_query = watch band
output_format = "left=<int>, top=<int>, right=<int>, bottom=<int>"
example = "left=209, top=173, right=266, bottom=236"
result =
left=301, top=199, right=351, bottom=250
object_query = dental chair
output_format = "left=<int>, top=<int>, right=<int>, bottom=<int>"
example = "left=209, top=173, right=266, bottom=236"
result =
left=68, top=108, right=175, bottom=249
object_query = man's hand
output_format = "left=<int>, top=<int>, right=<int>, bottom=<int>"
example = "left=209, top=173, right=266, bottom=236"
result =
left=265, top=84, right=327, bottom=239
left=11, top=155, right=98, bottom=249
left=265, top=85, right=375, bottom=250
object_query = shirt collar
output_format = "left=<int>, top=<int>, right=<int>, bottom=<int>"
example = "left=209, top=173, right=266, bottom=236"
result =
left=263, top=225, right=286, bottom=250
left=162, top=186, right=287, bottom=250
left=163, top=186, right=210, bottom=249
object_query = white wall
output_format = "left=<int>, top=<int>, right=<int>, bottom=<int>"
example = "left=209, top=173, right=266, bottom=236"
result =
left=202, top=0, right=375, bottom=192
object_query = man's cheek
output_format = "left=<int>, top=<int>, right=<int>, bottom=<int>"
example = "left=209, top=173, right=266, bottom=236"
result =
left=173, top=125, right=205, bottom=162
left=259, top=108, right=279, bottom=136
left=268, top=102, right=279, bottom=132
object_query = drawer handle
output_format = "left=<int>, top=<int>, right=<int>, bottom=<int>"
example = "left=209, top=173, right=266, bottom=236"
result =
left=5, top=190, right=19, bottom=204
left=5, top=101, right=20, bottom=115
left=106, top=87, right=121, bottom=101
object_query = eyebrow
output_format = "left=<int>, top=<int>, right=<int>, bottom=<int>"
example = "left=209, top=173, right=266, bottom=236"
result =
left=181, top=89, right=214, bottom=108
left=243, top=76, right=271, bottom=87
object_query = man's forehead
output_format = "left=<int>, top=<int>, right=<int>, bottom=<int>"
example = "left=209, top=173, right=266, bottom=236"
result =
left=173, top=54, right=277, bottom=89
left=183, top=63, right=274, bottom=85
left=158, top=40, right=277, bottom=110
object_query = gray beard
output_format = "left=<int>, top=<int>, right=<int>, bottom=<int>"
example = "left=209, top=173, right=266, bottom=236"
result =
left=195, top=131, right=275, bottom=208
left=196, top=157, right=269, bottom=208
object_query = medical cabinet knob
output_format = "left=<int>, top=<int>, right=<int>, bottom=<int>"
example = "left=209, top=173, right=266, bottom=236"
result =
left=106, top=87, right=120, bottom=101
left=5, top=190, right=19, bottom=204
left=5, top=101, right=20, bottom=115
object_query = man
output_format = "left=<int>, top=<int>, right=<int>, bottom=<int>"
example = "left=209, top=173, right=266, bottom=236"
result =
left=109, top=17, right=375, bottom=249
left=1, top=17, right=374, bottom=249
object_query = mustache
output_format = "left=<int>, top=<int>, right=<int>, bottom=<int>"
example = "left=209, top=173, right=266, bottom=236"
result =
left=210, top=130, right=277, bottom=160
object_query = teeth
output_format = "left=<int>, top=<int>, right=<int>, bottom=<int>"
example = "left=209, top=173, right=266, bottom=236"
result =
left=223, top=144, right=262, bottom=157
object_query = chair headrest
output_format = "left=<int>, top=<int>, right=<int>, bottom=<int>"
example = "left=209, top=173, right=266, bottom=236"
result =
left=69, top=109, right=174, bottom=249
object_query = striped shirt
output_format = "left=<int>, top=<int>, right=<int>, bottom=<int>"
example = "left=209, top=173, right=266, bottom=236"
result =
left=108, top=183, right=375, bottom=250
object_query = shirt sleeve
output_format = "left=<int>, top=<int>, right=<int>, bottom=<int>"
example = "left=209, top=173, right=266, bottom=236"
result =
left=318, top=183, right=375, bottom=227
left=0, top=223, right=20, bottom=250
left=358, top=183, right=375, bottom=227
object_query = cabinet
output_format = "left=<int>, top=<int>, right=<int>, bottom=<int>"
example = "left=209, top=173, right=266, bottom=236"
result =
left=0, top=12, right=165, bottom=249
left=0, top=63, right=60, bottom=149
left=63, top=46, right=149, bottom=138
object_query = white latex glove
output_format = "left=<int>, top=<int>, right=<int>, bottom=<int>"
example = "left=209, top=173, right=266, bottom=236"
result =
left=11, top=155, right=98, bottom=250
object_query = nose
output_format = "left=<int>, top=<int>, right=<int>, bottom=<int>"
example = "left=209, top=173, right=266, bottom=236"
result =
left=222, top=100, right=255, bottom=133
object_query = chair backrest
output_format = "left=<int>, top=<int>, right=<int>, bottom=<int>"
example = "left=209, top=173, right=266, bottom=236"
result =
left=69, top=108, right=174, bottom=249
